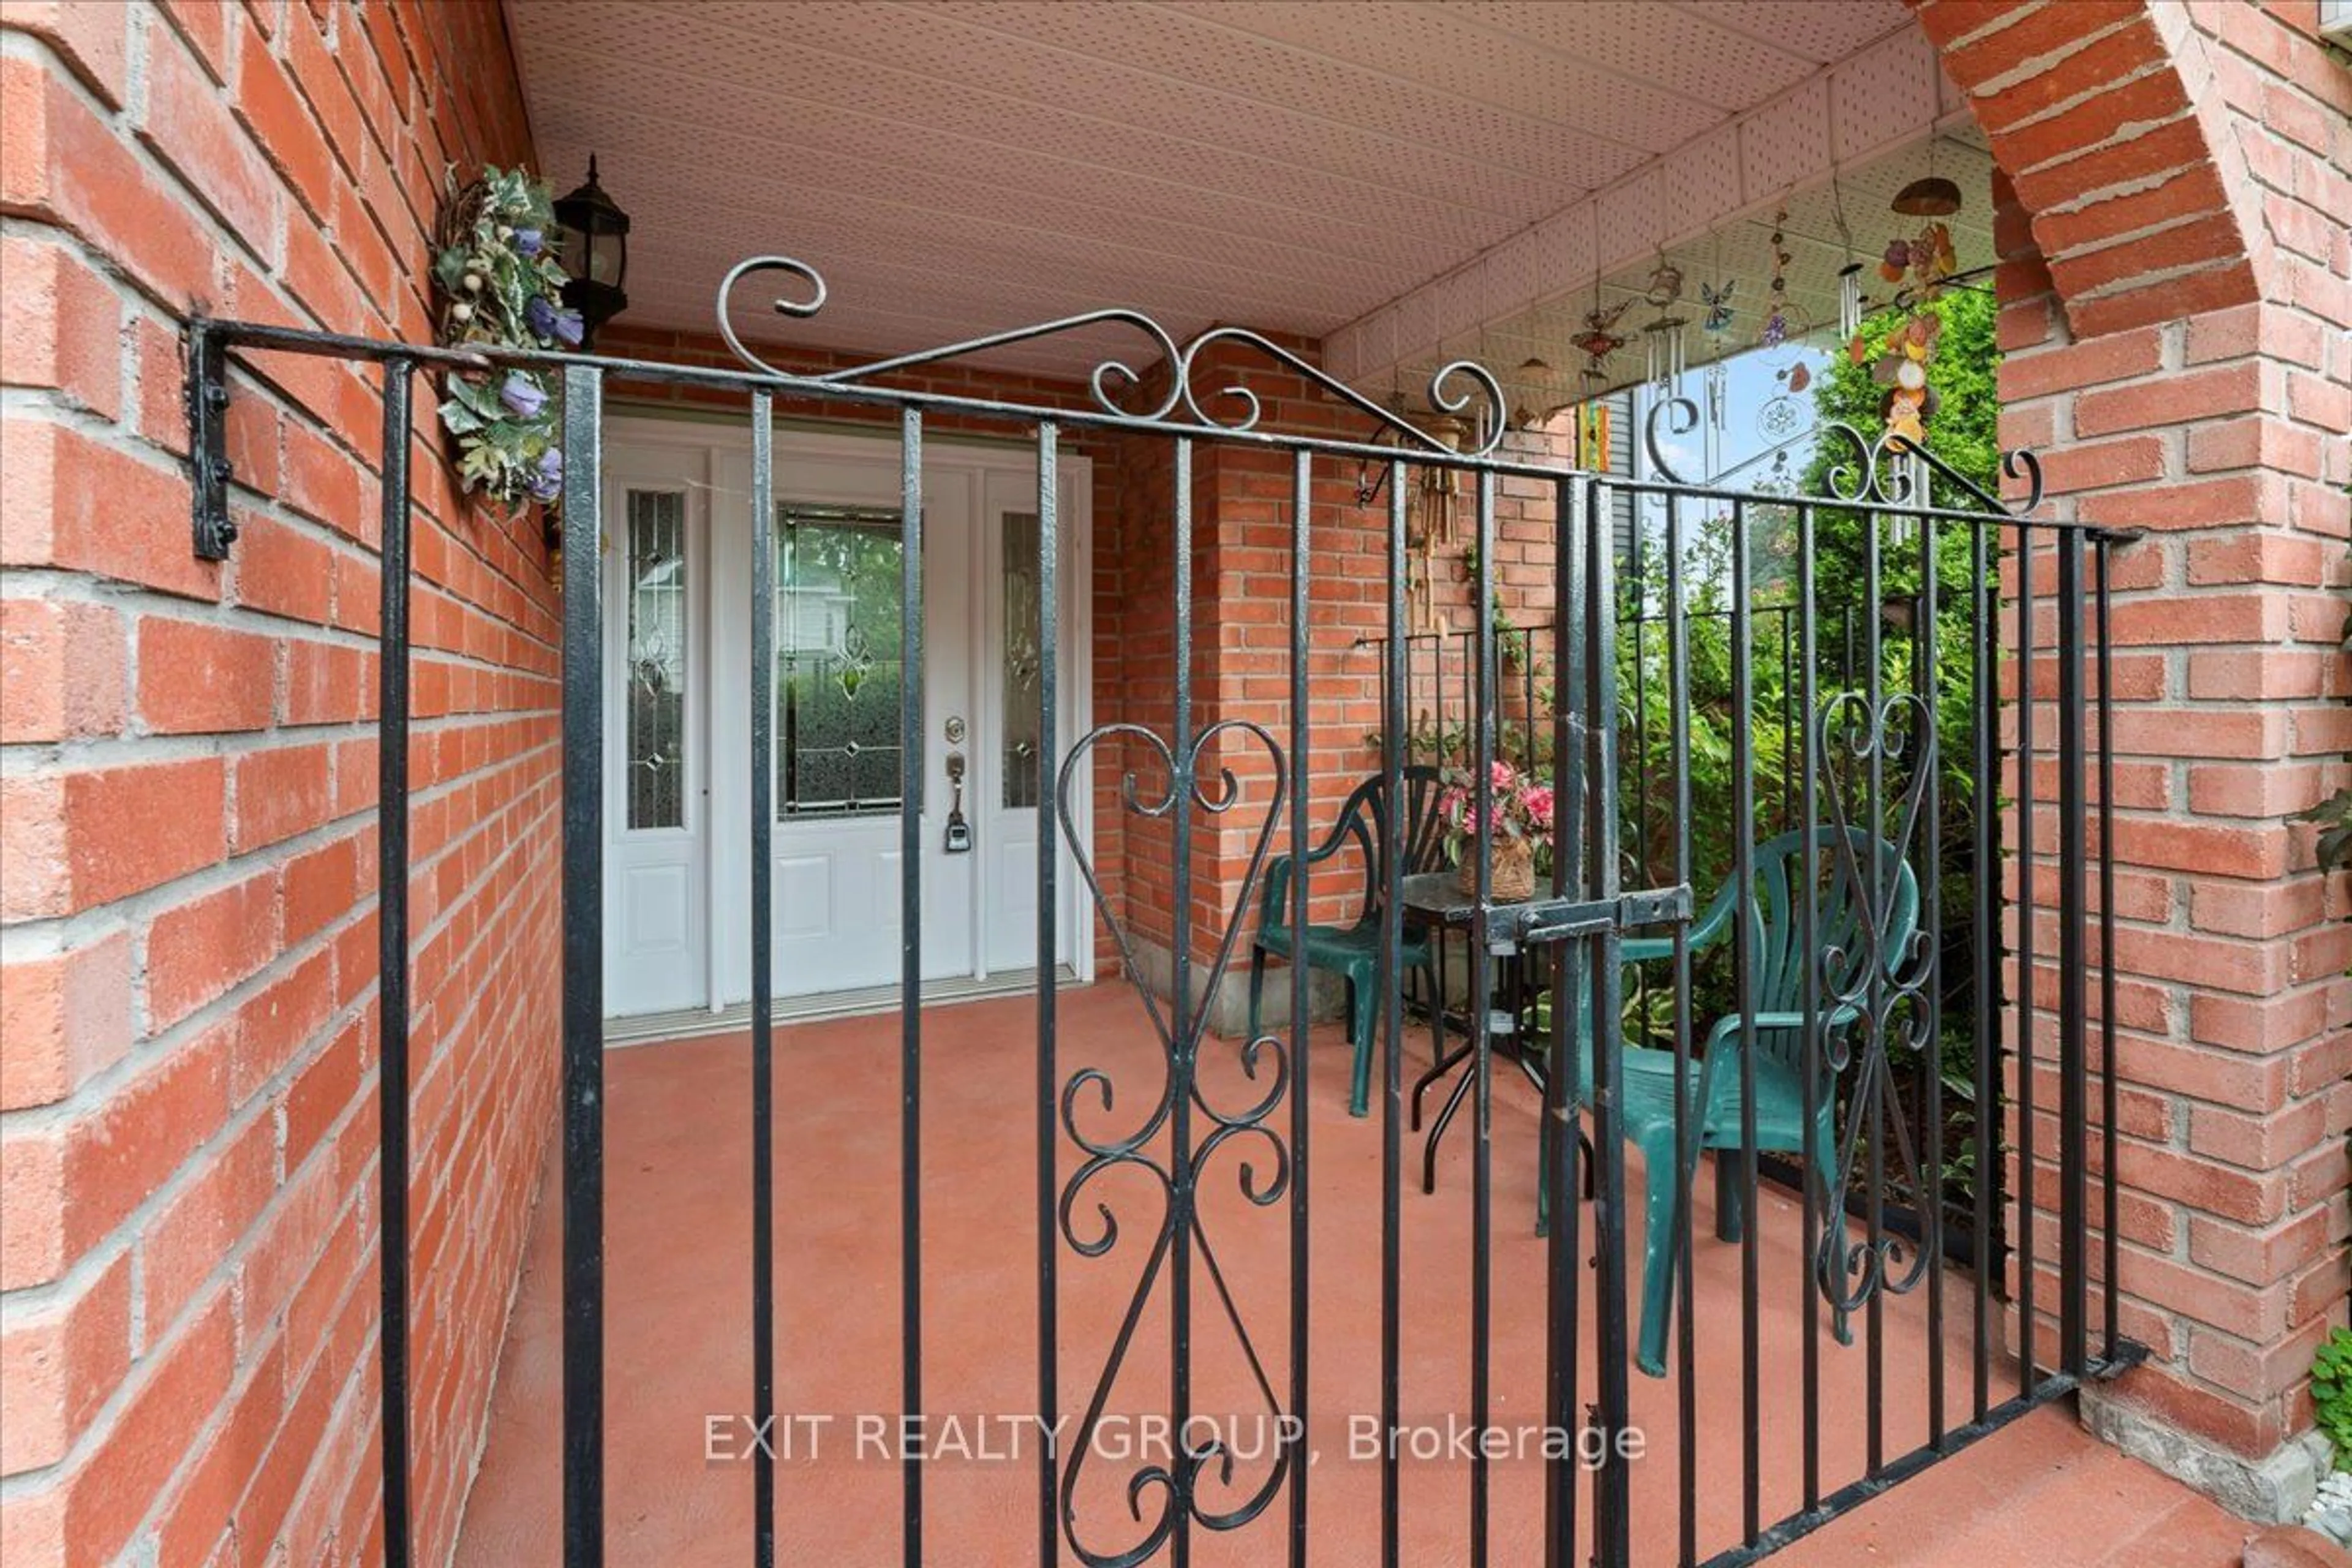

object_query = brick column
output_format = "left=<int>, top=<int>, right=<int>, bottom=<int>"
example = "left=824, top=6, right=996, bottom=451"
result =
left=1918, top=0, right=2352, bottom=1516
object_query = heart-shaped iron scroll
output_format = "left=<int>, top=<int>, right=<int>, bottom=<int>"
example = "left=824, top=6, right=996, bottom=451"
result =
left=1048, top=720, right=1296, bottom=1566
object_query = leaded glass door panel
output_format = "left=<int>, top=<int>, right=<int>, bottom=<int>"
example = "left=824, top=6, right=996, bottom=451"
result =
left=601, top=445, right=710, bottom=1017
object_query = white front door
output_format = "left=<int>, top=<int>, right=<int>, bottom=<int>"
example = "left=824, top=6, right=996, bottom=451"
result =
left=602, top=422, right=1088, bottom=1021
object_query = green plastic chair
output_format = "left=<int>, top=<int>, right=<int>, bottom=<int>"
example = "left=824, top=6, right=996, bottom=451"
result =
left=1529, top=826, right=1918, bottom=1379
left=1248, top=766, right=1446, bottom=1117
left=1626, top=825, right=1919, bottom=1376
left=1527, top=873, right=1741, bottom=1228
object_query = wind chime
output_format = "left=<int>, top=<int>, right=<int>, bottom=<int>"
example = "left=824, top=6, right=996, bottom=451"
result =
left=1406, top=400, right=1464, bottom=634
left=1855, top=158, right=1962, bottom=445
left=1641, top=252, right=1688, bottom=399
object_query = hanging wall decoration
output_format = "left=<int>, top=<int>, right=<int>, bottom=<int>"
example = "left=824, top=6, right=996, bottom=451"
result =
left=432, top=165, right=579, bottom=514
left=1573, top=296, right=1632, bottom=385
left=1575, top=398, right=1613, bottom=471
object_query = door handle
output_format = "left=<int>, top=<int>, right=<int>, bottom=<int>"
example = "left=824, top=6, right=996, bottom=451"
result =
left=943, top=750, right=972, bottom=853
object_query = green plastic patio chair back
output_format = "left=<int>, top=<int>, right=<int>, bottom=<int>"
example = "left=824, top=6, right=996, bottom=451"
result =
left=1621, top=823, right=1920, bottom=1376
left=1248, top=766, right=1446, bottom=1117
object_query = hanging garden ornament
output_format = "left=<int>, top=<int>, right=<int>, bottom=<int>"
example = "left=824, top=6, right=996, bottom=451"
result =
left=1701, top=278, right=1738, bottom=334
left=1643, top=254, right=1684, bottom=310
left=1573, top=297, right=1632, bottom=383
left=1512, top=356, right=1558, bottom=430
left=1758, top=207, right=1800, bottom=355
left=1704, top=358, right=1728, bottom=431
left=1876, top=221, right=1956, bottom=296
left=1891, top=175, right=1962, bottom=217
left=1868, top=311, right=1944, bottom=445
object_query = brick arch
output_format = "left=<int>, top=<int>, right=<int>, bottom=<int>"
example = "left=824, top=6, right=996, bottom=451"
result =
left=1910, top=0, right=2266, bottom=339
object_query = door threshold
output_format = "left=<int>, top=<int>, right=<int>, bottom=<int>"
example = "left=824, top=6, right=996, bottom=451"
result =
left=602, top=965, right=1082, bottom=1047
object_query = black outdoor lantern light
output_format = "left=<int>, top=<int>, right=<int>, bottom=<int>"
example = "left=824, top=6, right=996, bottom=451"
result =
left=554, top=154, right=629, bottom=350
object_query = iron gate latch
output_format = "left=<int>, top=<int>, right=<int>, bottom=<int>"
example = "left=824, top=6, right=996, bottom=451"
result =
left=1490, top=883, right=1692, bottom=948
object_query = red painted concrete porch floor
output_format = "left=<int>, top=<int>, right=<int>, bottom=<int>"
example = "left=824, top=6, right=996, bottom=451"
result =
left=454, top=986, right=2250, bottom=1567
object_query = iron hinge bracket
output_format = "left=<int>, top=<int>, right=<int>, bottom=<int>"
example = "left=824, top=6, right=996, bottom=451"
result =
left=2084, top=1338, right=2150, bottom=1382
left=185, top=322, right=235, bottom=560
left=1493, top=882, right=1692, bottom=948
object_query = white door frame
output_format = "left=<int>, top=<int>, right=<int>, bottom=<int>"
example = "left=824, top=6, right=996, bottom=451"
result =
left=600, top=412, right=1096, bottom=1021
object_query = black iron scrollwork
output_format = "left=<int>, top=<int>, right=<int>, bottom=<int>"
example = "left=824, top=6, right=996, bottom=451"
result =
left=1811, top=691, right=1939, bottom=1315
left=718, top=254, right=1506, bottom=458
left=1642, top=391, right=2045, bottom=518
left=1048, top=720, right=1292, bottom=1567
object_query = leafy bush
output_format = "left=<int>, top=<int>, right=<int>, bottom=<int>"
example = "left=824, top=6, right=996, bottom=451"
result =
left=2313, top=1327, right=2352, bottom=1464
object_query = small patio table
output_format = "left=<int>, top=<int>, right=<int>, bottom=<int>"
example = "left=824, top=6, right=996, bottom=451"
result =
left=1396, top=872, right=1556, bottom=1204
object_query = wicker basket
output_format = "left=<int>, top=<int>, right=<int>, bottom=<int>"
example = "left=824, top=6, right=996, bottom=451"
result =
left=1456, top=835, right=1536, bottom=902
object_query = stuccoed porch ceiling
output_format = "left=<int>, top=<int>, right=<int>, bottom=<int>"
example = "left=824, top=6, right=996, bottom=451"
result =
left=506, top=1, right=1957, bottom=393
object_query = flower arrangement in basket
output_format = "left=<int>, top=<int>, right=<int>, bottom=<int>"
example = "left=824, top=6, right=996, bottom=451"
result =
left=431, top=166, right=580, bottom=512
left=1438, top=760, right=1555, bottom=901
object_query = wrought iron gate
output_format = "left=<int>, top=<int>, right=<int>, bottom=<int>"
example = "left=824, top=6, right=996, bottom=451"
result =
left=186, top=252, right=2141, bottom=1568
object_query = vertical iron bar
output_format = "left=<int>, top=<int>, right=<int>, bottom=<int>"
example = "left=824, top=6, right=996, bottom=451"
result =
left=1170, top=438, right=1196, bottom=1568
left=1035, top=422, right=1061, bottom=1567
left=1469, top=469, right=1498, bottom=1568
left=1728, top=499, right=1761, bottom=1543
left=1542, top=475, right=1585, bottom=1568
left=1287, top=448, right=1313, bottom=1566
left=1420, top=630, right=1439, bottom=771
left=1915, top=461, right=1946, bottom=1448
left=898, top=407, right=925, bottom=1566
left=2096, top=541, right=2120, bottom=1366
left=377, top=357, right=414, bottom=1568
left=2015, top=528, right=2038, bottom=1398
left=2056, top=527, right=2088, bottom=1377
left=1665, top=493, right=1698, bottom=1568
left=1863, top=493, right=1887, bottom=1479
left=750, top=393, right=777, bottom=1568
left=1781, top=610, right=1796, bottom=835
left=560, top=363, right=607, bottom=1568
left=1796, top=503, right=1822, bottom=1513
left=1633, top=613, right=1651, bottom=886
left=1523, top=630, right=1539, bottom=775
left=1588, top=480, right=1631, bottom=1568
left=1381, top=462, right=1408, bottom=1568
left=1971, top=522, right=1996, bottom=1423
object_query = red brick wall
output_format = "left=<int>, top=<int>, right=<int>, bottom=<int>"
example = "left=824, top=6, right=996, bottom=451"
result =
left=0, top=4, right=556, bottom=1564
left=1917, top=0, right=2352, bottom=1466
left=1106, top=333, right=1573, bottom=982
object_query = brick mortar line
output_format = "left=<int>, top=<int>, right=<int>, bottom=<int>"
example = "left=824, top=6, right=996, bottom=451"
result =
left=0, top=704, right=554, bottom=794
left=0, top=564, right=557, bottom=683
left=0, top=769, right=556, bottom=1344
left=0, top=388, right=563, bottom=663
left=0, top=728, right=557, bottom=1066
left=1, top=119, right=568, bottom=656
